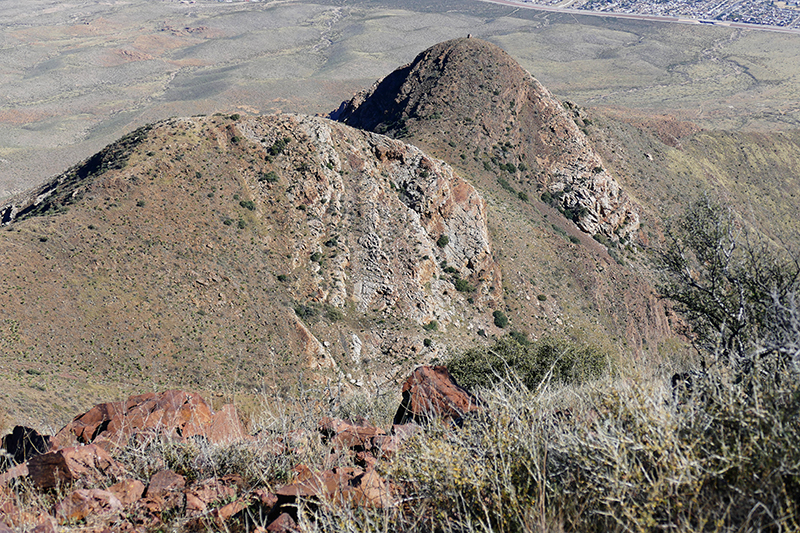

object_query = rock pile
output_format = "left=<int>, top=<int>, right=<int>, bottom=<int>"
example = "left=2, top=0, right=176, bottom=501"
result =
left=0, top=366, right=476, bottom=532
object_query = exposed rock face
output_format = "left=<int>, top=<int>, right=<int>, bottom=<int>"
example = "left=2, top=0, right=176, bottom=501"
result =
left=27, top=444, right=125, bottom=490
left=393, top=365, right=482, bottom=426
left=53, top=390, right=247, bottom=449
left=332, top=38, right=639, bottom=242
left=238, top=114, right=502, bottom=323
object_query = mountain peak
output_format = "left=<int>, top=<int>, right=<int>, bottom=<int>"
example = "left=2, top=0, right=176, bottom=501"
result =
left=332, top=38, right=639, bottom=242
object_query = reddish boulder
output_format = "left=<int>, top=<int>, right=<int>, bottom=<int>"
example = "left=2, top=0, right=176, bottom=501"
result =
left=55, top=488, right=123, bottom=523
left=27, top=444, right=125, bottom=490
left=373, top=423, right=423, bottom=459
left=318, top=417, right=386, bottom=452
left=275, top=465, right=393, bottom=508
left=185, top=476, right=239, bottom=517
left=55, top=390, right=222, bottom=446
left=108, top=478, right=146, bottom=506
left=393, top=366, right=481, bottom=426
left=203, top=403, right=249, bottom=445
left=53, top=390, right=248, bottom=449
left=143, top=469, right=185, bottom=513
left=267, top=512, right=298, bottom=532
left=0, top=463, right=28, bottom=486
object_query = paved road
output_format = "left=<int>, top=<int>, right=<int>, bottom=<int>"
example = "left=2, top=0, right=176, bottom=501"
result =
left=478, top=0, right=800, bottom=34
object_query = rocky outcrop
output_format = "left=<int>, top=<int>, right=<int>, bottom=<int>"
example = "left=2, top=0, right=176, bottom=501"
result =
left=393, top=365, right=482, bottom=426
left=332, top=38, right=639, bottom=243
left=0, top=369, right=483, bottom=532
left=53, top=390, right=247, bottom=449
left=238, top=114, right=502, bottom=325
left=27, top=444, right=126, bottom=490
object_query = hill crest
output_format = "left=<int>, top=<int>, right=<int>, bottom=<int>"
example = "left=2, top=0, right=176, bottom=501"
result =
left=331, top=37, right=639, bottom=243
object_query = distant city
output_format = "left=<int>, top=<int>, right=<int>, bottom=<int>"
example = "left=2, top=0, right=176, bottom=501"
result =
left=519, top=0, right=800, bottom=28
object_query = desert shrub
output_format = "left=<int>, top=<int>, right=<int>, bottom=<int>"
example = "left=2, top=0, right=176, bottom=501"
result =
left=372, top=354, right=800, bottom=533
left=259, top=171, right=279, bottom=183
left=294, top=304, right=317, bottom=320
left=324, top=305, right=343, bottom=322
left=267, top=137, right=291, bottom=157
left=447, top=334, right=607, bottom=391
left=423, top=320, right=438, bottom=332
left=497, top=176, right=516, bottom=194
left=436, top=235, right=449, bottom=248
left=239, top=199, right=256, bottom=210
left=492, top=310, right=508, bottom=328
left=454, top=278, right=475, bottom=293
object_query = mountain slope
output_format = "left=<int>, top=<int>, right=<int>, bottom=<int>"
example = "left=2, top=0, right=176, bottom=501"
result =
left=0, top=113, right=502, bottom=427
left=331, top=38, right=683, bottom=368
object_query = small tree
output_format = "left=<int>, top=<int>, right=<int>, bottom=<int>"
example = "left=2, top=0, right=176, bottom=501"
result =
left=657, top=196, right=799, bottom=370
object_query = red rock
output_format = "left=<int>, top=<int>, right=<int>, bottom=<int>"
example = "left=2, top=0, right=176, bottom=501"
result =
left=108, top=479, right=145, bottom=506
left=253, top=488, right=278, bottom=508
left=374, top=423, right=423, bottom=458
left=30, top=514, right=57, bottom=533
left=146, top=469, right=185, bottom=497
left=142, top=469, right=185, bottom=513
left=348, top=469, right=393, bottom=507
left=267, top=512, right=298, bottom=532
left=206, top=404, right=248, bottom=445
left=213, top=498, right=247, bottom=521
left=27, top=444, right=125, bottom=490
left=0, top=463, right=28, bottom=486
left=55, top=488, right=122, bottom=523
left=53, top=390, right=245, bottom=449
left=185, top=477, right=238, bottom=516
left=393, top=366, right=481, bottom=426
left=276, top=466, right=361, bottom=500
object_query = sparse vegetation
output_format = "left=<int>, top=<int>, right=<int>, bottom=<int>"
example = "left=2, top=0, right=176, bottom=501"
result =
left=436, top=235, right=449, bottom=248
left=454, top=278, right=475, bottom=293
left=492, top=309, right=508, bottom=328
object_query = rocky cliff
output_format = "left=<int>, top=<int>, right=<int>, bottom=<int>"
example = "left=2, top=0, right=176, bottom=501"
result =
left=332, top=37, right=639, bottom=243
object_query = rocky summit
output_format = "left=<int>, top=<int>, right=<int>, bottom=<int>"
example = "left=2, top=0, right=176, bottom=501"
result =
left=332, top=37, right=639, bottom=243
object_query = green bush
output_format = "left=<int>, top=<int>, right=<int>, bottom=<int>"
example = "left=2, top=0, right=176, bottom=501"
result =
left=267, top=137, right=291, bottom=157
left=492, top=310, right=508, bottom=328
left=259, top=171, right=279, bottom=183
left=324, top=305, right=343, bottom=322
left=423, top=320, right=438, bottom=332
left=436, top=235, right=449, bottom=248
left=239, top=200, right=255, bottom=210
left=454, top=278, right=475, bottom=293
left=446, top=334, right=606, bottom=391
